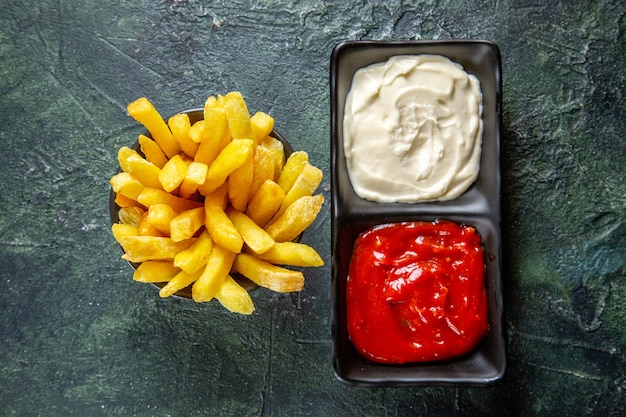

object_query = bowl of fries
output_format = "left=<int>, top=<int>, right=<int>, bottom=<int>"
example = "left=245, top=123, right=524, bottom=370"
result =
left=110, top=92, right=325, bottom=314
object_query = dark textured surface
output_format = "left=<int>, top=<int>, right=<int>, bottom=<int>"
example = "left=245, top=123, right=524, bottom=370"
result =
left=1, top=1, right=624, bottom=416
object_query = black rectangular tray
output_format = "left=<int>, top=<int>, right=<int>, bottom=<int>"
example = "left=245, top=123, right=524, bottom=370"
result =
left=330, top=40, right=505, bottom=386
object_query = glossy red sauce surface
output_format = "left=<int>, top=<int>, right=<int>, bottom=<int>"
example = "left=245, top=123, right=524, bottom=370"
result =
left=347, top=220, right=488, bottom=364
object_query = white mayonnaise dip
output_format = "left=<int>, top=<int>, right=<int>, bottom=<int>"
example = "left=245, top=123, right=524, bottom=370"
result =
left=343, top=55, right=483, bottom=203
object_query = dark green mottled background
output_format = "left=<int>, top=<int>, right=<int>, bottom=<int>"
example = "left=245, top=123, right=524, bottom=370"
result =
left=1, top=1, right=624, bottom=416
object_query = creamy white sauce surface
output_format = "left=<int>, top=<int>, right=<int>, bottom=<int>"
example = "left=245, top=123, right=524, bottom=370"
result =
left=343, top=54, right=484, bottom=203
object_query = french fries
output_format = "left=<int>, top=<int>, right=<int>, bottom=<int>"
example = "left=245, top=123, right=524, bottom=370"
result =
left=127, top=97, right=181, bottom=158
left=233, top=253, right=304, bottom=293
left=215, top=275, right=255, bottom=315
left=254, top=242, right=324, bottom=267
left=133, top=260, right=180, bottom=283
left=110, top=93, right=325, bottom=314
left=159, top=154, right=188, bottom=192
left=265, top=195, right=324, bottom=242
left=118, top=235, right=196, bottom=263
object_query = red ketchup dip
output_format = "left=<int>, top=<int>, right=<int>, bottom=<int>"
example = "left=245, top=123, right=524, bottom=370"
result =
left=347, top=220, right=488, bottom=364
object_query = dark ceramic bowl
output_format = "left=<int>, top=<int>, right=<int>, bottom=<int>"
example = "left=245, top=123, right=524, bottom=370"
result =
left=110, top=108, right=293, bottom=298
left=330, top=40, right=505, bottom=386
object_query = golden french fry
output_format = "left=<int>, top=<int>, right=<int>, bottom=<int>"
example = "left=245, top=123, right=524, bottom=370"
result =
left=265, top=195, right=324, bottom=242
left=138, top=134, right=168, bottom=169
left=133, top=260, right=180, bottom=283
left=188, top=120, right=205, bottom=143
left=250, top=111, right=274, bottom=143
left=111, top=223, right=139, bottom=241
left=204, top=185, right=243, bottom=254
left=195, top=97, right=230, bottom=166
left=186, top=161, right=209, bottom=183
left=245, top=179, right=285, bottom=227
left=114, top=192, right=139, bottom=208
left=127, top=97, right=181, bottom=158
left=254, top=242, right=324, bottom=267
left=215, top=275, right=255, bottom=315
left=138, top=211, right=166, bottom=237
left=118, top=146, right=163, bottom=190
left=170, top=206, right=204, bottom=242
left=174, top=229, right=214, bottom=274
left=277, top=151, right=309, bottom=192
left=179, top=161, right=208, bottom=200
left=118, top=235, right=196, bottom=263
left=160, top=268, right=203, bottom=298
left=168, top=113, right=198, bottom=157
left=198, top=138, right=254, bottom=195
left=228, top=209, right=275, bottom=255
left=233, top=253, right=304, bottom=292
left=261, top=136, right=286, bottom=182
left=224, top=91, right=253, bottom=141
left=228, top=150, right=254, bottom=212
left=192, top=245, right=237, bottom=302
left=118, top=206, right=145, bottom=227
left=159, top=154, right=188, bottom=192
left=110, top=172, right=145, bottom=202
left=137, top=188, right=203, bottom=212
left=250, top=145, right=276, bottom=198
left=272, top=163, right=323, bottom=221
left=146, top=203, right=178, bottom=235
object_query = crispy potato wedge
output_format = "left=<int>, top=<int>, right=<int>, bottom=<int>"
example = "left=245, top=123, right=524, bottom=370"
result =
left=215, top=275, right=255, bottom=315
left=265, top=195, right=324, bottom=242
left=233, top=253, right=304, bottom=292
